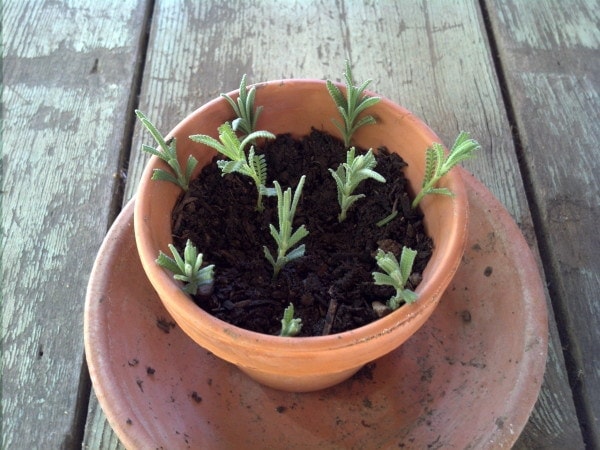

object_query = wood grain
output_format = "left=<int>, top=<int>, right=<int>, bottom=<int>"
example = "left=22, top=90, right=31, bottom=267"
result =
left=484, top=0, right=599, bottom=446
left=2, top=0, right=149, bottom=447
left=83, top=392, right=126, bottom=450
left=47, top=0, right=587, bottom=447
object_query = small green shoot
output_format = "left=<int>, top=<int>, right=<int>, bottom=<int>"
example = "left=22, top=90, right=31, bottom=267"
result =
left=189, top=122, right=276, bottom=211
left=280, top=303, right=303, bottom=337
left=376, top=209, right=398, bottom=228
left=376, top=198, right=400, bottom=227
left=372, top=247, right=418, bottom=310
left=156, top=239, right=215, bottom=295
left=136, top=110, right=198, bottom=191
left=264, top=175, right=309, bottom=278
left=221, top=74, right=263, bottom=136
left=412, top=131, right=480, bottom=208
left=326, top=61, right=381, bottom=147
left=329, top=147, right=386, bottom=222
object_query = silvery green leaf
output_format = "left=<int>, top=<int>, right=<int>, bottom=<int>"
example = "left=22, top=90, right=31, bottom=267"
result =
left=184, top=155, right=198, bottom=182
left=350, top=115, right=376, bottom=134
left=189, top=133, right=224, bottom=153
left=338, top=106, right=351, bottom=124
left=240, top=130, right=275, bottom=151
left=182, top=283, right=199, bottom=295
left=142, top=144, right=163, bottom=158
left=426, top=187, right=454, bottom=197
left=353, top=96, right=380, bottom=115
left=331, top=119, right=346, bottom=140
left=280, top=303, right=302, bottom=337
left=198, top=265, right=215, bottom=284
left=136, top=110, right=169, bottom=151
left=192, top=255, right=203, bottom=274
left=387, top=295, right=403, bottom=310
left=265, top=177, right=308, bottom=277
left=221, top=93, right=239, bottom=114
left=268, top=224, right=283, bottom=247
left=184, top=261, right=194, bottom=277
left=166, top=157, right=183, bottom=175
left=355, top=78, right=373, bottom=95
left=372, top=272, right=395, bottom=287
left=451, top=130, right=471, bottom=148
left=263, top=246, right=276, bottom=266
left=169, top=244, right=185, bottom=269
left=343, top=193, right=365, bottom=210
left=252, top=105, right=263, bottom=129
left=285, top=244, right=306, bottom=262
left=376, top=250, right=399, bottom=273
left=423, top=147, right=437, bottom=186
left=217, top=159, right=244, bottom=175
left=156, top=252, right=180, bottom=275
left=357, top=168, right=386, bottom=183
left=173, top=273, right=189, bottom=283
left=399, top=247, right=417, bottom=285
left=326, top=80, right=346, bottom=108
left=373, top=247, right=418, bottom=310
left=288, top=226, right=309, bottom=248
left=444, top=135, right=480, bottom=169
left=231, top=117, right=244, bottom=132
left=151, top=169, right=180, bottom=186
left=432, top=143, right=446, bottom=178
left=401, top=289, right=419, bottom=304
left=260, top=185, right=276, bottom=197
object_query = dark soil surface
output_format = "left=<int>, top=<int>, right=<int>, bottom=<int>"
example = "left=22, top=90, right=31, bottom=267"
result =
left=171, top=129, right=432, bottom=336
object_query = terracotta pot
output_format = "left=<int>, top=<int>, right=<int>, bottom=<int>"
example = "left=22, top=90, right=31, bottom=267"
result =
left=134, top=79, right=468, bottom=392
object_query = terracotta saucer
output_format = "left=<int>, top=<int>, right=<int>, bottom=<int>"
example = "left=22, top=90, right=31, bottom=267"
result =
left=85, top=170, right=548, bottom=449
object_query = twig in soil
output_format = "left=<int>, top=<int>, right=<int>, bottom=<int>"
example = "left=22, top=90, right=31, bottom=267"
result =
left=217, top=299, right=281, bottom=311
left=172, top=191, right=196, bottom=232
left=399, top=193, right=414, bottom=219
left=322, top=290, right=339, bottom=336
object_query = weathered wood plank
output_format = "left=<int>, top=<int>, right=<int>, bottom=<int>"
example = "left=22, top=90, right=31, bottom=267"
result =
left=2, top=0, right=150, bottom=447
left=83, top=391, right=126, bottom=450
left=86, top=0, right=580, bottom=447
left=484, top=0, right=600, bottom=447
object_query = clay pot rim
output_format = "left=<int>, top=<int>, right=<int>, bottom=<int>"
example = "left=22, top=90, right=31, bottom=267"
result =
left=134, top=78, right=468, bottom=352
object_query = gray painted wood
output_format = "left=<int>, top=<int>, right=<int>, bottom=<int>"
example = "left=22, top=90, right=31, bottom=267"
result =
left=83, top=392, right=126, bottom=450
left=2, top=0, right=150, bottom=447
left=484, top=0, right=600, bottom=447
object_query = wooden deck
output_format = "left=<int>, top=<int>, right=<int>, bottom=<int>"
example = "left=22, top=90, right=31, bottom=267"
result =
left=3, top=1, right=598, bottom=448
